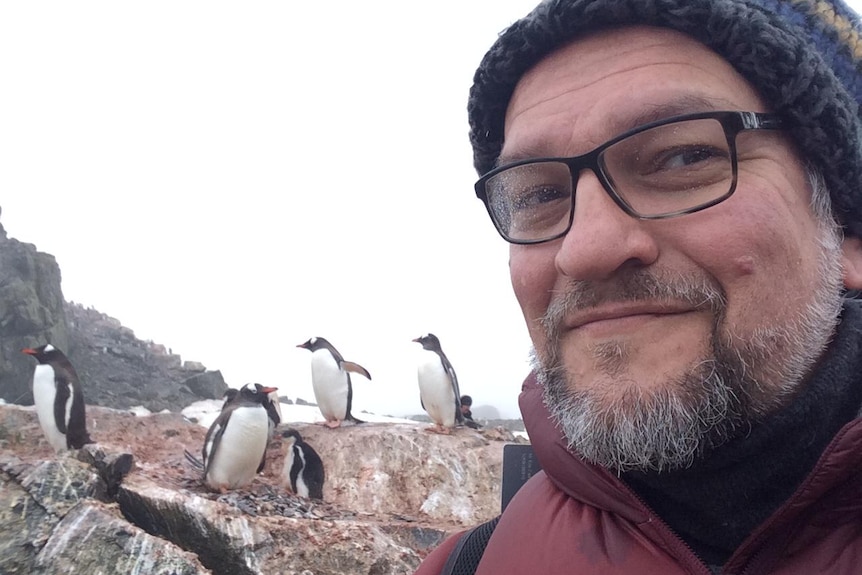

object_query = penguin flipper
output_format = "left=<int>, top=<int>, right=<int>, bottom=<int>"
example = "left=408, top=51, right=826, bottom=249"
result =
left=342, top=373, right=363, bottom=425
left=66, top=393, right=93, bottom=449
left=304, top=445, right=325, bottom=500
left=340, top=361, right=371, bottom=380
left=184, top=449, right=204, bottom=470
left=53, top=376, right=72, bottom=434
left=66, top=390, right=92, bottom=449
left=203, top=411, right=231, bottom=473
left=439, top=355, right=464, bottom=425
left=257, top=452, right=266, bottom=474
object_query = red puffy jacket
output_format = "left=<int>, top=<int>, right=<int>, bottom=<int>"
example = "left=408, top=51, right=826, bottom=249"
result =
left=416, top=374, right=862, bottom=574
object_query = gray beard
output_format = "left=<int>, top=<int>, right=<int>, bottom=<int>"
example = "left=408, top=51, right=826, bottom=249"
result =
left=535, top=224, right=845, bottom=473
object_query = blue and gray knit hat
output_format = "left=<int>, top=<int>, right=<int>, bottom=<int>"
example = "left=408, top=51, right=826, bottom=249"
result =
left=468, top=0, right=862, bottom=237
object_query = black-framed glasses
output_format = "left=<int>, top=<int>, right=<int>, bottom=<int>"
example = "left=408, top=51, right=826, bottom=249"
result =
left=475, top=111, right=786, bottom=244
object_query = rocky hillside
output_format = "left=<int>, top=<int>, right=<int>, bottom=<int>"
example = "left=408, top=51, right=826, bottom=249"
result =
left=0, top=214, right=227, bottom=411
left=0, top=403, right=522, bottom=574
left=63, top=302, right=228, bottom=412
left=0, top=215, right=68, bottom=406
left=0, top=213, right=530, bottom=572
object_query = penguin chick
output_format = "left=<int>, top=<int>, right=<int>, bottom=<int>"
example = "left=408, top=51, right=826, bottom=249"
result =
left=281, top=429, right=325, bottom=500
left=297, top=337, right=371, bottom=428
left=200, top=383, right=277, bottom=491
left=413, top=333, right=463, bottom=435
left=22, top=343, right=92, bottom=451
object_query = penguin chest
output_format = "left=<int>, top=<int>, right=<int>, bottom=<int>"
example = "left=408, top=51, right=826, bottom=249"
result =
left=32, top=365, right=70, bottom=451
left=206, top=407, right=269, bottom=489
left=417, top=352, right=457, bottom=428
left=310, top=351, right=349, bottom=421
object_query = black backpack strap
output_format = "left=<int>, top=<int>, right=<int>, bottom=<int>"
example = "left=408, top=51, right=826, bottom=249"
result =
left=440, top=515, right=501, bottom=575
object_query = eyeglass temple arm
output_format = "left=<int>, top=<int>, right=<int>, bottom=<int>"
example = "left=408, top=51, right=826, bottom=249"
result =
left=740, top=112, right=783, bottom=130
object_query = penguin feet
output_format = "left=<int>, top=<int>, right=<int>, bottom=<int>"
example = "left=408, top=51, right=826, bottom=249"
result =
left=425, top=425, right=452, bottom=435
left=322, top=420, right=342, bottom=429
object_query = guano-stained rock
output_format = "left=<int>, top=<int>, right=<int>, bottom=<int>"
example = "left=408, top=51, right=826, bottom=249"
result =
left=33, top=501, right=211, bottom=575
left=0, top=465, right=56, bottom=574
left=118, top=475, right=273, bottom=575
left=0, top=402, right=514, bottom=574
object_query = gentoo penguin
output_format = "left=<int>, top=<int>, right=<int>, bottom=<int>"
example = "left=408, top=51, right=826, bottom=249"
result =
left=413, top=333, right=464, bottom=434
left=219, top=385, right=278, bottom=470
left=22, top=344, right=92, bottom=451
left=254, top=383, right=282, bottom=436
left=297, top=337, right=371, bottom=428
left=280, top=429, right=325, bottom=500
left=222, top=387, right=239, bottom=406
left=200, top=383, right=278, bottom=491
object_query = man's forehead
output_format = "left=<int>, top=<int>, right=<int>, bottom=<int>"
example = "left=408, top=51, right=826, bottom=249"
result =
left=498, top=95, right=744, bottom=166
left=497, top=27, right=766, bottom=166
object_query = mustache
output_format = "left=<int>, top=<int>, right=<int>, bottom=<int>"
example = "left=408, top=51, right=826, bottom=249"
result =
left=540, top=269, right=727, bottom=336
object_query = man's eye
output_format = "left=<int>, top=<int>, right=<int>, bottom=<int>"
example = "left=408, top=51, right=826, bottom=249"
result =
left=650, top=145, right=728, bottom=172
left=513, top=185, right=567, bottom=210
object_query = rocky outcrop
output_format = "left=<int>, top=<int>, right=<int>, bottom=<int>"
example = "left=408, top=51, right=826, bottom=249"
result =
left=63, top=302, right=228, bottom=412
left=1, top=451, right=209, bottom=575
left=0, top=217, right=69, bottom=407
left=0, top=403, right=519, bottom=574
left=0, top=214, right=227, bottom=412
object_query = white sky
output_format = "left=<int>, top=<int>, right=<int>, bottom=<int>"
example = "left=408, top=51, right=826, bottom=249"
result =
left=3, top=1, right=862, bottom=420
left=0, top=1, right=539, bottom=419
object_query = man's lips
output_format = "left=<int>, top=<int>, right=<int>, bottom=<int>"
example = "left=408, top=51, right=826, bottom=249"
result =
left=564, top=303, right=696, bottom=330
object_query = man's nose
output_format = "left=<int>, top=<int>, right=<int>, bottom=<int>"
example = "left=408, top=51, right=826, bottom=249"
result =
left=554, top=170, right=660, bottom=280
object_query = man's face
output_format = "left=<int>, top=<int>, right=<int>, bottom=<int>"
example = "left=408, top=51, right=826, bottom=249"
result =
left=503, top=26, right=850, bottom=470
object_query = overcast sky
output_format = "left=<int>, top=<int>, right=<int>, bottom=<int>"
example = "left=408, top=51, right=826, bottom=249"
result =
left=0, top=1, right=540, bottom=419
left=3, top=1, right=862, bottom=420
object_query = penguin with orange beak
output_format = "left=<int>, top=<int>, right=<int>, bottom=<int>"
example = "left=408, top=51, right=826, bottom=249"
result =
left=22, top=344, right=92, bottom=451
left=200, top=383, right=278, bottom=491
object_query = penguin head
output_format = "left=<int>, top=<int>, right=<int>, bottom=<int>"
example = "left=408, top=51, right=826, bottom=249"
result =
left=239, top=383, right=278, bottom=405
left=297, top=337, right=331, bottom=352
left=222, top=388, right=239, bottom=407
left=21, top=343, right=67, bottom=364
left=282, top=428, right=303, bottom=444
left=254, top=383, right=276, bottom=397
left=412, top=333, right=441, bottom=351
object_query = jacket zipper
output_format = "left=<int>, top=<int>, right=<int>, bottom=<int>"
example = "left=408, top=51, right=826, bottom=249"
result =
left=611, top=473, right=717, bottom=575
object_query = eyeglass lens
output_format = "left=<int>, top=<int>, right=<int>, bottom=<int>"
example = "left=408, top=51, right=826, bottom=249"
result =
left=484, top=117, right=734, bottom=242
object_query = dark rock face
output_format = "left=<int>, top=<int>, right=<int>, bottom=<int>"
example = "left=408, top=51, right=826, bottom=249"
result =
left=63, top=303, right=228, bottom=412
left=0, top=219, right=69, bottom=406
left=0, top=217, right=227, bottom=412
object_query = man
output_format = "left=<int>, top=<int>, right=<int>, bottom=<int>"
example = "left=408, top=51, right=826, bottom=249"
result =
left=415, top=0, right=862, bottom=573
left=460, top=394, right=481, bottom=429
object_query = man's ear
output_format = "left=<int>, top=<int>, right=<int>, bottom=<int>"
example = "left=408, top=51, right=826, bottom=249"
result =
left=842, top=235, right=862, bottom=290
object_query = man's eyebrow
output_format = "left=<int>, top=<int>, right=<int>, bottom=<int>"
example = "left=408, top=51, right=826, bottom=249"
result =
left=496, top=143, right=553, bottom=168
left=495, top=95, right=731, bottom=169
left=617, top=95, right=726, bottom=132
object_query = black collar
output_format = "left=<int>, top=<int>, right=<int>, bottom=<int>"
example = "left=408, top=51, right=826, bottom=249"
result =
left=623, top=299, right=862, bottom=565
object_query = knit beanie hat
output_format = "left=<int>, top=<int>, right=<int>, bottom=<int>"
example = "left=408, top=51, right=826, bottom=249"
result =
left=468, top=0, right=862, bottom=237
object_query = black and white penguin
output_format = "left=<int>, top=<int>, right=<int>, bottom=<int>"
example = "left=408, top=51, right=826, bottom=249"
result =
left=280, top=429, right=325, bottom=500
left=297, top=337, right=371, bottom=428
left=22, top=343, right=92, bottom=451
left=221, top=387, right=239, bottom=406
left=413, top=333, right=464, bottom=434
left=254, top=383, right=282, bottom=436
left=200, top=383, right=278, bottom=491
